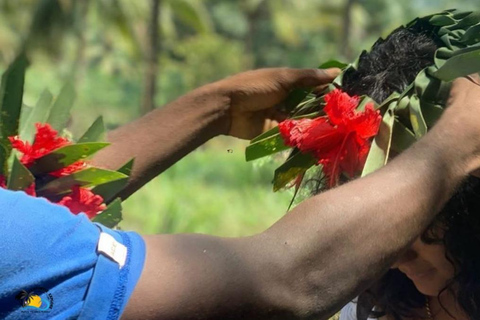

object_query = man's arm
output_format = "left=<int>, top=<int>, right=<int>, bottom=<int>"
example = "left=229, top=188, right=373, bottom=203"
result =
left=91, top=68, right=338, bottom=199
left=121, top=77, right=480, bottom=320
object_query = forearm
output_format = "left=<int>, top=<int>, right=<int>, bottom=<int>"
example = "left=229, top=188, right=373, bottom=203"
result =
left=91, top=83, right=229, bottom=199
left=90, top=67, right=338, bottom=199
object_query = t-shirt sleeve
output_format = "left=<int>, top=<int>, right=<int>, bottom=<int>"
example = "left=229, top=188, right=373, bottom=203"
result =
left=339, top=300, right=358, bottom=320
left=0, top=188, right=146, bottom=320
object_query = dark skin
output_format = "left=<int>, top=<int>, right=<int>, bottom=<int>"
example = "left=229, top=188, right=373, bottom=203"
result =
left=91, top=70, right=480, bottom=320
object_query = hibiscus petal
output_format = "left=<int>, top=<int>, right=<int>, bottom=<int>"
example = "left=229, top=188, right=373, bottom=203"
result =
left=57, top=186, right=106, bottom=219
left=340, top=134, right=363, bottom=178
left=316, top=145, right=343, bottom=188
left=324, top=89, right=360, bottom=125
left=279, top=117, right=344, bottom=153
left=300, top=119, right=344, bottom=152
left=348, top=103, right=382, bottom=139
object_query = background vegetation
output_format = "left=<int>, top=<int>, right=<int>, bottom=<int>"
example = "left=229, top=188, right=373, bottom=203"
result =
left=0, top=1, right=478, bottom=317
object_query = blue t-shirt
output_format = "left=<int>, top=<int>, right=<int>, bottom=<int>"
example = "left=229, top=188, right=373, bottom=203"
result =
left=0, top=188, right=146, bottom=319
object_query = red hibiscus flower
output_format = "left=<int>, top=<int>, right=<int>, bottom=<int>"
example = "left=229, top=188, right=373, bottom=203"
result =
left=0, top=175, right=5, bottom=188
left=0, top=175, right=36, bottom=196
left=9, top=123, right=86, bottom=176
left=279, top=89, right=381, bottom=187
left=57, top=185, right=106, bottom=219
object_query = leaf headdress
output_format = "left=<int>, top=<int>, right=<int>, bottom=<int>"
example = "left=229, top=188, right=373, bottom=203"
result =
left=246, top=10, right=480, bottom=206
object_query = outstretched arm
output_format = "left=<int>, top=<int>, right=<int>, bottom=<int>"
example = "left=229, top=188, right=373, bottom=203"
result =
left=122, top=77, right=480, bottom=320
left=91, top=68, right=338, bottom=199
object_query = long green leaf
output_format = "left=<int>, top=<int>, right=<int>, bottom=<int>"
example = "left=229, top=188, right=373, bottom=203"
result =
left=273, top=152, right=316, bottom=191
left=391, top=119, right=416, bottom=153
left=7, top=156, right=34, bottom=191
left=433, top=47, right=480, bottom=81
left=362, top=109, right=394, bottom=177
left=250, top=126, right=279, bottom=144
left=20, top=89, right=53, bottom=142
left=318, top=60, right=348, bottom=69
left=0, top=142, right=8, bottom=175
left=246, top=133, right=289, bottom=162
left=117, top=158, right=134, bottom=176
left=19, top=103, right=33, bottom=133
left=92, top=159, right=135, bottom=203
left=78, top=117, right=105, bottom=143
left=0, top=52, right=28, bottom=156
left=46, top=81, right=76, bottom=131
left=29, top=142, right=109, bottom=175
left=91, top=178, right=129, bottom=204
left=91, top=159, right=134, bottom=203
left=92, top=198, right=122, bottom=228
left=409, top=95, right=427, bottom=138
left=37, top=168, right=128, bottom=197
left=285, top=89, right=311, bottom=113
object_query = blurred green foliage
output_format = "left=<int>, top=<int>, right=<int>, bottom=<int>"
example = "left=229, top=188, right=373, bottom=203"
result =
left=0, top=0, right=478, bottom=240
left=121, top=138, right=292, bottom=236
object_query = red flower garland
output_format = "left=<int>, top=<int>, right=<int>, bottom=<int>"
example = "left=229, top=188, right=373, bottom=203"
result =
left=8, top=123, right=86, bottom=177
left=1, top=123, right=106, bottom=219
left=279, top=89, right=381, bottom=187
left=57, top=186, right=107, bottom=219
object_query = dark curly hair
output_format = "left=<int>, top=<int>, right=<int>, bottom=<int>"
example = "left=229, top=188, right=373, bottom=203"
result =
left=339, top=25, right=480, bottom=320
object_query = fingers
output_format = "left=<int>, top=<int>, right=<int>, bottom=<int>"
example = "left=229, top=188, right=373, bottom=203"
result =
left=464, top=73, right=480, bottom=86
left=449, top=73, right=480, bottom=107
left=280, top=67, right=341, bottom=89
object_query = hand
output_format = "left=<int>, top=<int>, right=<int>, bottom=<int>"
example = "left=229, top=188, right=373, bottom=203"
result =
left=442, top=74, right=480, bottom=174
left=214, top=67, right=340, bottom=140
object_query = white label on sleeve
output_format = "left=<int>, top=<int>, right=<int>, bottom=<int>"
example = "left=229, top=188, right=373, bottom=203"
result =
left=97, top=232, right=127, bottom=268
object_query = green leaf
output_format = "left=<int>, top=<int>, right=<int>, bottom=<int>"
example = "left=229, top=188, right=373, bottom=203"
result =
left=37, top=168, right=129, bottom=197
left=0, top=142, right=8, bottom=175
left=91, top=178, right=129, bottom=204
left=285, top=89, right=311, bottom=113
left=291, top=97, right=322, bottom=117
left=420, top=102, right=443, bottom=128
left=391, top=119, right=416, bottom=153
left=91, top=159, right=134, bottom=203
left=19, top=103, right=33, bottom=132
left=362, top=109, right=394, bottom=177
left=29, top=142, right=109, bottom=175
left=452, top=11, right=480, bottom=30
left=0, top=52, right=28, bottom=156
left=250, top=126, right=279, bottom=144
left=46, top=81, right=76, bottom=131
left=433, top=47, right=480, bottom=81
left=7, top=156, right=34, bottom=191
left=318, top=60, right=348, bottom=69
left=409, top=95, right=427, bottom=138
left=460, top=24, right=480, bottom=45
left=19, top=89, right=53, bottom=142
left=429, top=14, right=456, bottom=26
left=92, top=198, right=122, bottom=228
left=117, top=158, right=134, bottom=176
left=273, top=151, right=316, bottom=191
left=78, top=117, right=105, bottom=143
left=246, top=133, right=289, bottom=162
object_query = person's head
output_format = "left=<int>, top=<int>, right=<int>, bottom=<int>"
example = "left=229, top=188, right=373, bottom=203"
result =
left=339, top=25, right=480, bottom=320
left=390, top=236, right=454, bottom=297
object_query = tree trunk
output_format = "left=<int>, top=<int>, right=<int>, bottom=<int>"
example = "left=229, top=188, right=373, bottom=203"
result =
left=141, top=0, right=161, bottom=115
left=341, top=0, right=356, bottom=60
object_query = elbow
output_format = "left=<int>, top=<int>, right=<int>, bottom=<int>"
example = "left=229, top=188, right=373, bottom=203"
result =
left=249, top=234, right=334, bottom=320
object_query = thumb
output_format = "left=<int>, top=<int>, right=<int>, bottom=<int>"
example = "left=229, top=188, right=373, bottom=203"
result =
left=281, top=67, right=341, bottom=89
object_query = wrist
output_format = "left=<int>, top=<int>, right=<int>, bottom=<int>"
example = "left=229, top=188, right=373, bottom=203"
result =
left=186, top=82, right=232, bottom=137
left=421, top=111, right=477, bottom=179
